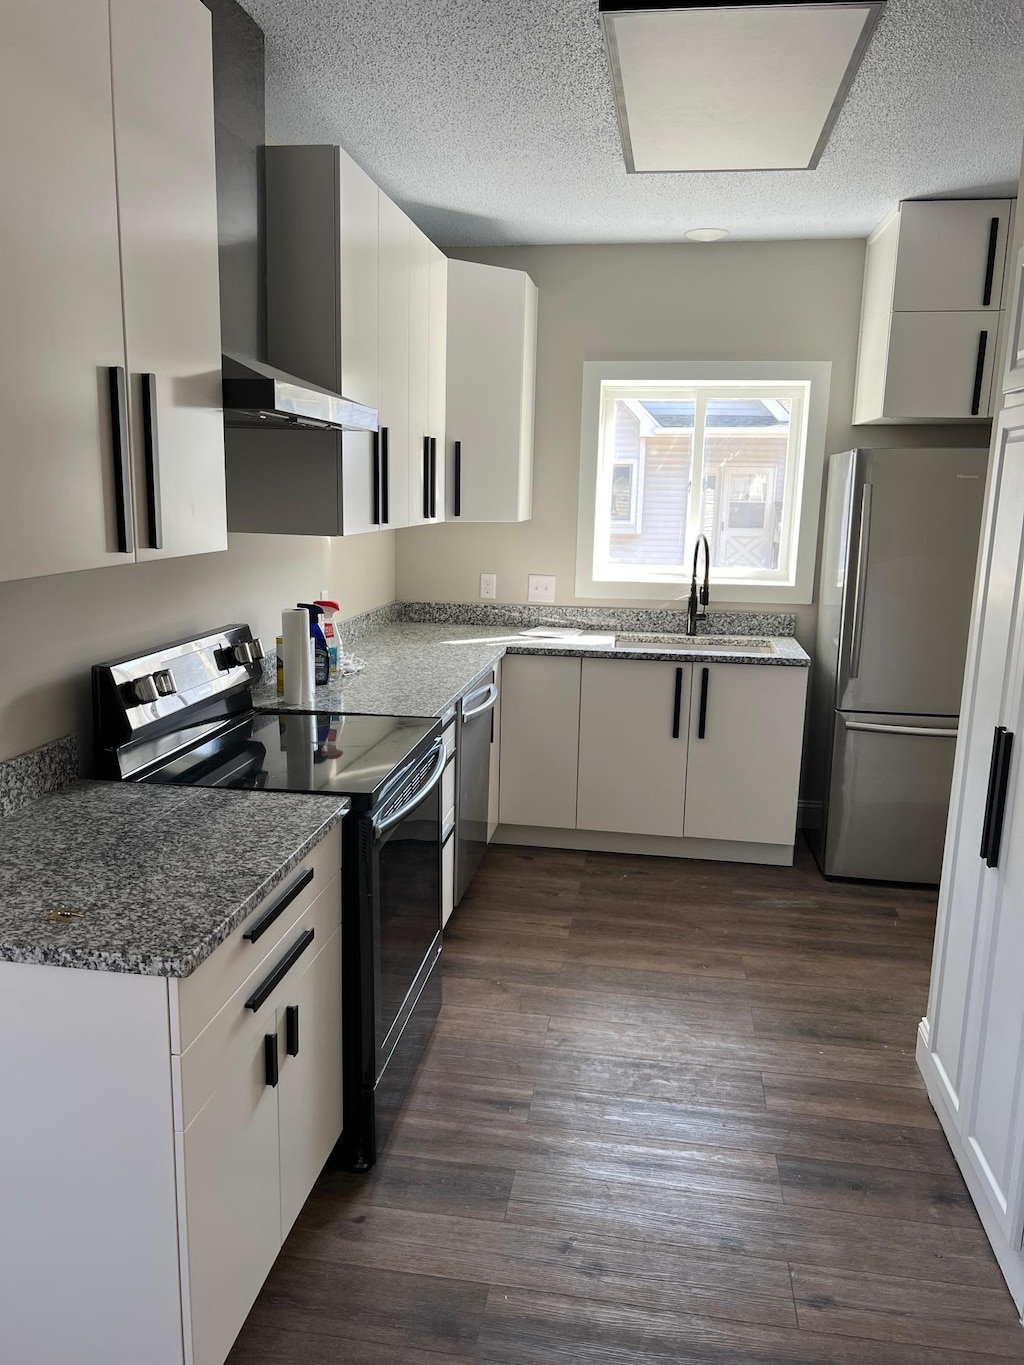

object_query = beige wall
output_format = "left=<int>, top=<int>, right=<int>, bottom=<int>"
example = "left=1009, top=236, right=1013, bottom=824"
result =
left=396, top=240, right=989, bottom=645
left=0, top=530, right=395, bottom=764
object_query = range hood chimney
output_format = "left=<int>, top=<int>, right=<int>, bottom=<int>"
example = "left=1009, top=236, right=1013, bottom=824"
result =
left=204, top=0, right=377, bottom=435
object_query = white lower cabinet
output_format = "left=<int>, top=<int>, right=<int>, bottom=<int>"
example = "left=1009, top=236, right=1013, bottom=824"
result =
left=498, top=655, right=582, bottom=828
left=577, top=659, right=690, bottom=837
left=682, top=664, right=808, bottom=845
left=442, top=829, right=456, bottom=928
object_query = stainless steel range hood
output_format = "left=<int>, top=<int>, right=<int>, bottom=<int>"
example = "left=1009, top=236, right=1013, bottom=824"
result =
left=222, top=353, right=378, bottom=432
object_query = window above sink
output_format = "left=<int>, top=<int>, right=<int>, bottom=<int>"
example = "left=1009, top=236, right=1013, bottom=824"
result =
left=575, top=361, right=832, bottom=606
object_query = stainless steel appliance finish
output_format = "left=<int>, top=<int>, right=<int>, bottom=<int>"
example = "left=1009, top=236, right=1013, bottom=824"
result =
left=455, top=673, right=499, bottom=905
left=93, top=628, right=442, bottom=1172
left=809, top=447, right=987, bottom=882
left=221, top=353, right=378, bottom=433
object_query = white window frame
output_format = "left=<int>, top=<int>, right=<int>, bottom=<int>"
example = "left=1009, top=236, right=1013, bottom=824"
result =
left=575, top=360, right=832, bottom=605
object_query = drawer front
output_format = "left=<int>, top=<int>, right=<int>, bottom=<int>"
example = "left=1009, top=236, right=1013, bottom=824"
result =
left=442, top=755, right=456, bottom=836
left=441, top=716, right=457, bottom=762
left=175, top=870, right=342, bottom=1129
left=441, top=827, right=455, bottom=929
left=174, top=824, right=342, bottom=1053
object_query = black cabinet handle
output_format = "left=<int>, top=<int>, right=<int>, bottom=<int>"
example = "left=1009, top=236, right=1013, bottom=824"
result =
left=453, top=440, right=462, bottom=517
left=244, top=867, right=314, bottom=944
left=264, top=1033, right=279, bottom=1088
left=429, top=436, right=438, bottom=519
left=422, top=436, right=431, bottom=519
left=981, top=726, right=1014, bottom=868
left=372, top=430, right=381, bottom=526
left=972, top=332, right=990, bottom=416
left=246, top=928, right=315, bottom=1011
left=698, top=667, right=710, bottom=740
left=983, top=216, right=1000, bottom=307
left=107, top=365, right=134, bottom=555
left=140, top=373, right=162, bottom=550
left=286, top=1004, right=300, bottom=1057
left=672, top=667, right=684, bottom=739
left=381, top=427, right=390, bottom=524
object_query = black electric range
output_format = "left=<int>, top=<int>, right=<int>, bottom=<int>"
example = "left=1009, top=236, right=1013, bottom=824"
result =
left=93, top=623, right=444, bottom=1170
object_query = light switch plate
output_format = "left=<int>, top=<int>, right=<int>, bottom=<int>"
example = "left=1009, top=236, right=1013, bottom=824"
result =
left=480, top=573, right=497, bottom=600
left=528, top=574, right=556, bottom=603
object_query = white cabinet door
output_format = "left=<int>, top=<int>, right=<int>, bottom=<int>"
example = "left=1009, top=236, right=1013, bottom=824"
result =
left=927, top=408, right=1024, bottom=1119
left=1003, top=247, right=1024, bottom=395
left=499, top=655, right=581, bottom=829
left=407, top=222, right=433, bottom=527
left=884, top=311, right=998, bottom=420
left=577, top=660, right=691, bottom=837
left=278, top=927, right=344, bottom=1237
left=446, top=259, right=537, bottom=522
left=378, top=193, right=410, bottom=529
left=183, top=1021, right=282, bottom=1365
left=110, top=0, right=226, bottom=563
left=0, top=0, right=133, bottom=582
left=893, top=200, right=1012, bottom=314
left=683, top=664, right=808, bottom=846
left=428, top=243, right=448, bottom=520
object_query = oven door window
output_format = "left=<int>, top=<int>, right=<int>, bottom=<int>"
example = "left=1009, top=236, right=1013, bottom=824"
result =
left=373, top=780, right=441, bottom=1068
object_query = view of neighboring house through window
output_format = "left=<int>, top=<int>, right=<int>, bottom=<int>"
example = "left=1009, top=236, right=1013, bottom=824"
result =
left=594, top=381, right=810, bottom=589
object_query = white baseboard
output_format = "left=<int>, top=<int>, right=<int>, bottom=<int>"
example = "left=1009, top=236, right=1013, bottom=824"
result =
left=492, top=825, right=795, bottom=867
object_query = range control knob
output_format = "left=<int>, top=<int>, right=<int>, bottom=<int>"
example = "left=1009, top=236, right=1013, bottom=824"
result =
left=131, top=675, right=160, bottom=704
left=249, top=637, right=264, bottom=662
left=153, top=669, right=177, bottom=697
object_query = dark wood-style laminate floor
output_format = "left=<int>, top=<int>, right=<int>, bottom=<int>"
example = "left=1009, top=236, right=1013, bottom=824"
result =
left=228, top=843, right=1024, bottom=1364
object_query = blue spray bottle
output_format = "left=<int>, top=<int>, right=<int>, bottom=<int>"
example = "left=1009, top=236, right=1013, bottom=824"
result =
left=298, top=603, right=331, bottom=686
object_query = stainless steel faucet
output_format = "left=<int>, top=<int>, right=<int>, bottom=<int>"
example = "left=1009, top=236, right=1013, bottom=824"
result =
left=686, top=535, right=711, bottom=635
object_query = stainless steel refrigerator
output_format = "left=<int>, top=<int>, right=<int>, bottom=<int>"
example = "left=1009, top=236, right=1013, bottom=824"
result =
left=808, top=447, right=987, bottom=883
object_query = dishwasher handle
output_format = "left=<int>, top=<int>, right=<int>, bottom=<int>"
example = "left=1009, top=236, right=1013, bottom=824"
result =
left=845, top=721, right=959, bottom=739
left=462, top=682, right=498, bottom=721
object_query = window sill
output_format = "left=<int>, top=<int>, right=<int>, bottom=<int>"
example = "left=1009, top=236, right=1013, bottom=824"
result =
left=576, top=574, right=812, bottom=606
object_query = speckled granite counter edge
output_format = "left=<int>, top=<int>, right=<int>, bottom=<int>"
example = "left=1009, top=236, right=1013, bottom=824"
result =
left=0, top=736, right=79, bottom=817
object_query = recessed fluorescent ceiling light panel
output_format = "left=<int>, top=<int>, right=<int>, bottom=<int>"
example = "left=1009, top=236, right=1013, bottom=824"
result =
left=600, top=1, right=886, bottom=173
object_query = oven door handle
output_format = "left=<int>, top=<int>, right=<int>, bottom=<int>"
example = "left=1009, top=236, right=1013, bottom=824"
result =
left=462, top=682, right=498, bottom=721
left=373, top=739, right=446, bottom=836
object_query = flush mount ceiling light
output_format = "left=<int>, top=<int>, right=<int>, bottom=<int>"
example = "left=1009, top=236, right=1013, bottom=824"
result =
left=684, top=227, right=730, bottom=241
left=599, top=1, right=887, bottom=173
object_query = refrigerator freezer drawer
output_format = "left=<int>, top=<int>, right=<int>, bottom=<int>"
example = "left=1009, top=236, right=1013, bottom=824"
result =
left=822, top=712, right=959, bottom=883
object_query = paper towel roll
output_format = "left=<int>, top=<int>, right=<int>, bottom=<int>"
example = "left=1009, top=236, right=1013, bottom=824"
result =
left=282, top=608, right=313, bottom=707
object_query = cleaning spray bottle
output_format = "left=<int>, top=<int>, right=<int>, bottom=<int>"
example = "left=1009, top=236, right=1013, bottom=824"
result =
left=298, top=603, right=331, bottom=687
left=315, top=598, right=342, bottom=679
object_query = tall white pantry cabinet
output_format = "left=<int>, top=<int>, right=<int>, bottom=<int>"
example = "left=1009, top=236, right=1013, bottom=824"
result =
left=0, top=0, right=226, bottom=584
left=918, top=278, right=1024, bottom=1312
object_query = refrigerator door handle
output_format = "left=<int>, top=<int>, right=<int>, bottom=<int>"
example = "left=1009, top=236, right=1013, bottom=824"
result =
left=845, top=721, right=959, bottom=739
left=848, top=483, right=873, bottom=680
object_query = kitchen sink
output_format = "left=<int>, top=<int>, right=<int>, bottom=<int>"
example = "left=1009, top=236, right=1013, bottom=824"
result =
left=613, top=634, right=776, bottom=655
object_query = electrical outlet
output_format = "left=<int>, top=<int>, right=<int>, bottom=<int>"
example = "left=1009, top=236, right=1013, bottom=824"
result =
left=479, top=573, right=497, bottom=600
left=528, top=574, right=556, bottom=603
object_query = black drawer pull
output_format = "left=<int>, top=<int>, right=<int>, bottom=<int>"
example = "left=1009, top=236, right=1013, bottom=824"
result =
left=983, top=216, right=1000, bottom=306
left=453, top=440, right=462, bottom=517
left=422, top=436, right=431, bottom=519
left=372, top=430, right=381, bottom=526
left=981, top=727, right=1014, bottom=869
left=108, top=365, right=134, bottom=555
left=244, top=867, right=314, bottom=944
left=246, top=928, right=315, bottom=1012
left=381, top=426, right=390, bottom=524
left=698, top=667, right=710, bottom=740
left=141, top=373, right=163, bottom=550
left=971, top=331, right=989, bottom=416
left=264, top=1033, right=279, bottom=1088
left=429, top=436, right=438, bottom=519
left=286, top=1004, right=300, bottom=1057
left=671, top=667, right=684, bottom=739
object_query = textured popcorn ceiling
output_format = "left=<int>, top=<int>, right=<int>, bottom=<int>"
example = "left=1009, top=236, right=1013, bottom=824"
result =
left=240, top=0, right=1024, bottom=247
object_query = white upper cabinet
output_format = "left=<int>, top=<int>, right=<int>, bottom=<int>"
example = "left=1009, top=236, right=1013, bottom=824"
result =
left=682, top=664, right=808, bottom=846
left=854, top=198, right=1015, bottom=425
left=446, top=259, right=538, bottom=522
left=110, top=0, right=226, bottom=563
left=577, top=660, right=691, bottom=837
left=377, top=192, right=412, bottom=530
left=891, top=201, right=1013, bottom=314
left=407, top=223, right=434, bottom=526
left=1002, top=246, right=1024, bottom=396
left=0, top=0, right=224, bottom=584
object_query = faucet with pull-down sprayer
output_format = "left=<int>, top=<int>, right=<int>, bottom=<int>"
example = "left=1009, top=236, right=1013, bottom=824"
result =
left=686, top=535, right=711, bottom=635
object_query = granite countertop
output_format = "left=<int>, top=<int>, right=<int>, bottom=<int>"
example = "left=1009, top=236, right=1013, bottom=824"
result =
left=253, top=623, right=811, bottom=719
left=0, top=781, right=349, bottom=977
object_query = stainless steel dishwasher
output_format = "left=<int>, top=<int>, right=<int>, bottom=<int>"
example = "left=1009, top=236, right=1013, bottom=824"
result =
left=455, top=671, right=499, bottom=903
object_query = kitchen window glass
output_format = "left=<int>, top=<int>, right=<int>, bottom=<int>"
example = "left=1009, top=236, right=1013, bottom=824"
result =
left=590, top=382, right=810, bottom=589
